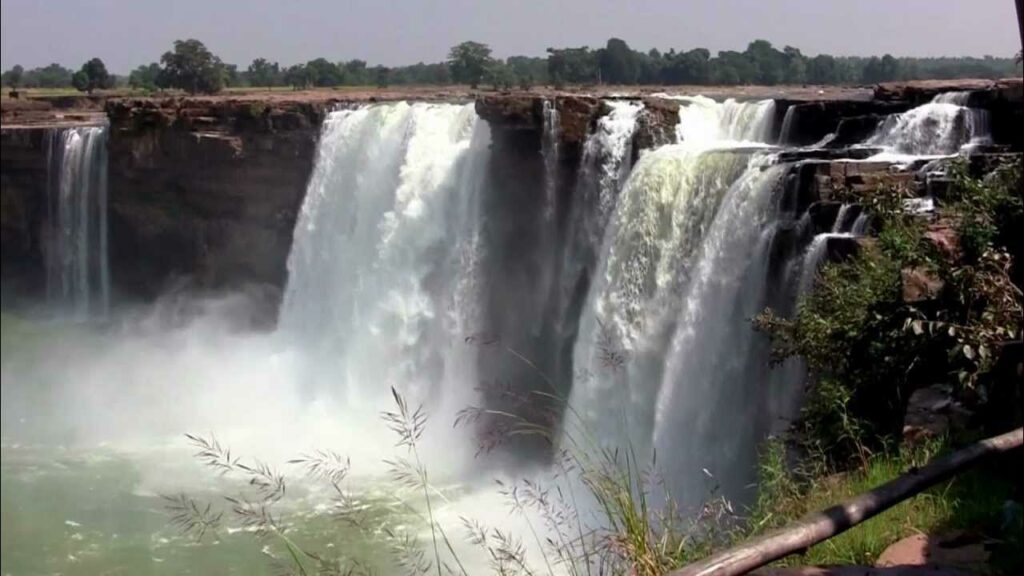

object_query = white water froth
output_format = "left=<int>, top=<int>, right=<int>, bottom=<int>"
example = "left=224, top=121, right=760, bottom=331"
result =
left=281, top=103, right=488, bottom=437
left=866, top=91, right=991, bottom=158
left=673, top=96, right=777, bottom=145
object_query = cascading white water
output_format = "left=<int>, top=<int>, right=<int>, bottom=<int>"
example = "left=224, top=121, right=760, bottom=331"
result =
left=866, top=91, right=991, bottom=156
left=674, top=96, right=776, bottom=144
left=542, top=99, right=560, bottom=221
left=564, top=98, right=797, bottom=505
left=778, top=105, right=797, bottom=145
left=650, top=160, right=795, bottom=501
left=280, top=103, right=490, bottom=423
left=44, top=125, right=110, bottom=319
left=550, top=101, right=644, bottom=366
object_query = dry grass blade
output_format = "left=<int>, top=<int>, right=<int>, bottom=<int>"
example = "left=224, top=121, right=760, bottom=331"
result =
left=383, top=526, right=433, bottom=575
left=162, top=492, right=223, bottom=542
left=381, top=386, right=428, bottom=450
left=225, top=494, right=283, bottom=538
left=289, top=450, right=351, bottom=485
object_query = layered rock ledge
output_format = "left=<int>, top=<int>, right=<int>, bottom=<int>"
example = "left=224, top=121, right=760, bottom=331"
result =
left=2, top=80, right=1020, bottom=307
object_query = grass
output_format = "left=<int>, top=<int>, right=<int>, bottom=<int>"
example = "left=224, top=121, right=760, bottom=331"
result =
left=746, top=436, right=1018, bottom=568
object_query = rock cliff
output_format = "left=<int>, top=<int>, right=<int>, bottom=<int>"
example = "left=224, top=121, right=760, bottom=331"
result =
left=104, top=98, right=327, bottom=300
left=2, top=82, right=1021, bottom=310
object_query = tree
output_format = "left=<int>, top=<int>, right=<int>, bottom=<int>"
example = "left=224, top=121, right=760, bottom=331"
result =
left=71, top=57, right=113, bottom=93
left=128, top=63, right=162, bottom=90
left=247, top=58, right=282, bottom=87
left=806, top=54, right=838, bottom=84
left=447, top=41, right=493, bottom=88
left=159, top=39, right=225, bottom=94
left=547, top=47, right=598, bottom=86
left=782, top=46, right=807, bottom=85
left=373, top=65, right=390, bottom=88
left=304, top=58, right=343, bottom=87
left=284, top=64, right=312, bottom=89
left=598, top=38, right=638, bottom=84
left=21, top=63, right=73, bottom=88
left=486, top=60, right=516, bottom=90
left=342, top=60, right=368, bottom=85
left=879, top=54, right=902, bottom=81
left=745, top=40, right=785, bottom=84
left=2, top=65, right=24, bottom=88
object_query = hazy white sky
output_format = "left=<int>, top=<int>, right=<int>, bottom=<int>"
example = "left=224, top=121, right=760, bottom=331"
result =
left=2, top=0, right=1020, bottom=72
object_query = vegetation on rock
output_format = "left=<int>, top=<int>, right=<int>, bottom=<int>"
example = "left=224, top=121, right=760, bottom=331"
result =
left=755, top=158, right=1022, bottom=463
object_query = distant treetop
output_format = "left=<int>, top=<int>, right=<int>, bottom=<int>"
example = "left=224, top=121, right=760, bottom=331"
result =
left=3, top=37, right=1021, bottom=92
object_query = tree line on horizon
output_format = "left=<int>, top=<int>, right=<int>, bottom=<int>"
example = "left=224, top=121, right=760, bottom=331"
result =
left=2, top=37, right=1021, bottom=94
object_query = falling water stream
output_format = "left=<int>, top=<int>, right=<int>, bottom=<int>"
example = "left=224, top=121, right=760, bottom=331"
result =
left=43, top=125, right=110, bottom=319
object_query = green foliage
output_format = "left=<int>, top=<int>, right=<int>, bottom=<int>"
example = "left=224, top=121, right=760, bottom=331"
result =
left=447, top=41, right=494, bottom=88
left=71, top=57, right=113, bottom=93
left=1, top=63, right=72, bottom=88
left=2, top=64, right=24, bottom=88
left=246, top=58, right=282, bottom=87
left=283, top=63, right=312, bottom=89
left=4, top=38, right=1019, bottom=92
left=547, top=47, right=599, bottom=86
left=746, top=436, right=1018, bottom=567
left=127, top=62, right=161, bottom=91
left=756, top=163, right=1022, bottom=464
left=158, top=39, right=225, bottom=94
left=485, top=61, right=516, bottom=91
left=598, top=38, right=639, bottom=84
left=372, top=64, right=390, bottom=88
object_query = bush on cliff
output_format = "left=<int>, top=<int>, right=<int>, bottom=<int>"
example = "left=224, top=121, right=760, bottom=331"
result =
left=755, top=158, right=1023, bottom=465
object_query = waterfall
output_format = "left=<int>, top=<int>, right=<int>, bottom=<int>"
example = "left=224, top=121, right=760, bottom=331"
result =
left=547, top=101, right=644, bottom=384
left=650, top=161, right=796, bottom=502
left=44, top=125, right=110, bottom=319
left=564, top=98, right=799, bottom=506
left=674, top=96, right=776, bottom=144
left=866, top=91, right=991, bottom=156
left=798, top=205, right=868, bottom=295
left=541, top=99, right=560, bottom=221
left=778, top=105, right=797, bottom=145
left=280, top=103, right=489, bottom=417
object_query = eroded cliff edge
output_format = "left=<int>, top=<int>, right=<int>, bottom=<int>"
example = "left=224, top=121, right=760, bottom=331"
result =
left=2, top=80, right=1020, bottom=309
left=104, top=99, right=326, bottom=300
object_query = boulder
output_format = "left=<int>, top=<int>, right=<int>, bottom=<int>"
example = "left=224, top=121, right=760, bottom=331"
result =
left=900, top=267, right=944, bottom=303
left=876, top=531, right=988, bottom=573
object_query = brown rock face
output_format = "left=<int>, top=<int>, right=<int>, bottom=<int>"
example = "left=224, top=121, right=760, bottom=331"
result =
left=901, top=267, right=945, bottom=303
left=105, top=98, right=327, bottom=301
left=0, top=128, right=47, bottom=299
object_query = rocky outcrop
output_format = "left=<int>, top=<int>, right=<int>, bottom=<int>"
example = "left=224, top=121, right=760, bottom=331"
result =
left=633, top=97, right=680, bottom=157
left=105, top=97, right=328, bottom=300
left=776, top=100, right=909, bottom=147
left=873, top=78, right=1015, bottom=105
left=475, top=93, right=679, bottom=164
left=0, top=128, right=47, bottom=299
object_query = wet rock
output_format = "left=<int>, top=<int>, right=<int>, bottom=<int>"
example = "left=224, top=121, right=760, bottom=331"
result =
left=924, top=219, right=961, bottom=260
left=830, top=115, right=884, bottom=147
left=901, top=267, right=944, bottom=303
left=633, top=97, right=680, bottom=156
left=902, top=384, right=970, bottom=443
left=776, top=100, right=909, bottom=147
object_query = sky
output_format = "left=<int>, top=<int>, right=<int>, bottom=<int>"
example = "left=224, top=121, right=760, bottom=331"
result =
left=2, top=0, right=1021, bottom=73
